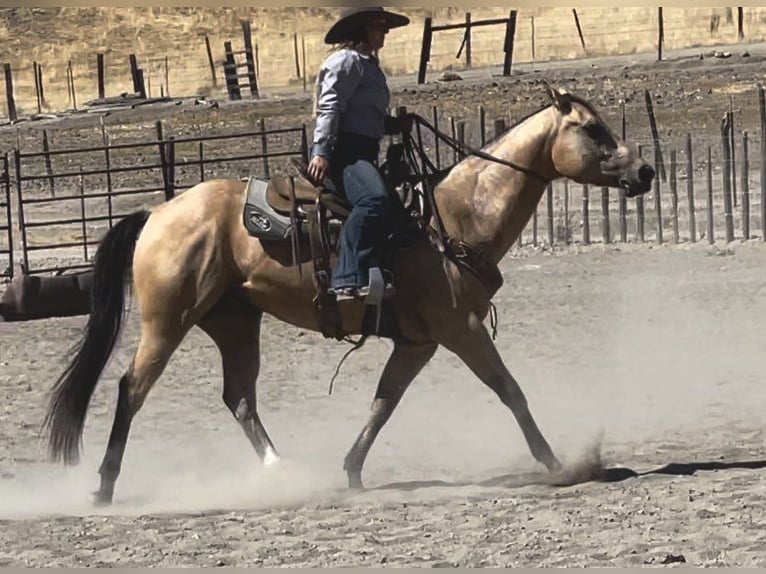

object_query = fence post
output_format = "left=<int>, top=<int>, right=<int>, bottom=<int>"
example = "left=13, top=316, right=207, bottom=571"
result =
left=3, top=63, right=17, bottom=122
left=546, top=183, right=554, bottom=245
left=564, top=179, right=571, bottom=244
left=742, top=131, right=750, bottom=239
left=686, top=133, right=696, bottom=242
left=42, top=130, right=54, bottom=197
left=478, top=105, right=486, bottom=146
left=13, top=150, right=28, bottom=274
left=657, top=7, right=664, bottom=61
left=572, top=9, right=587, bottom=55
left=720, top=114, right=735, bottom=242
left=760, top=85, right=766, bottom=241
left=582, top=184, right=590, bottom=245
left=33, top=61, right=41, bottom=114
left=433, top=106, right=442, bottom=169
left=707, top=145, right=715, bottom=244
left=738, top=7, right=744, bottom=40
left=645, top=89, right=666, bottom=181
left=601, top=187, right=610, bottom=244
left=418, top=17, right=433, bottom=84
left=654, top=146, right=663, bottom=245
left=100, top=119, right=114, bottom=228
left=637, top=145, right=646, bottom=242
left=465, top=12, right=472, bottom=67
left=260, top=118, right=270, bottom=178
left=2, top=153, right=13, bottom=278
left=97, top=53, right=105, bottom=99
left=204, top=36, right=218, bottom=87
left=670, top=149, right=679, bottom=244
left=503, top=10, right=517, bottom=76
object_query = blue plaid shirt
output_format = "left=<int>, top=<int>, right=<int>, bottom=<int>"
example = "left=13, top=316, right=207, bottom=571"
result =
left=312, top=48, right=390, bottom=159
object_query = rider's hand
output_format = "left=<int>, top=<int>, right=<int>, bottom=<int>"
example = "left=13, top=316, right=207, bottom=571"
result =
left=307, top=155, right=330, bottom=183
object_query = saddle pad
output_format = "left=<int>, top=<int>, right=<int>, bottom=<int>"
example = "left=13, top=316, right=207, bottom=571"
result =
left=242, top=177, right=293, bottom=241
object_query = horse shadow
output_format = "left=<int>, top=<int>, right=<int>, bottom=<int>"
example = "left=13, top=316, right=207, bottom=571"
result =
left=372, top=459, right=766, bottom=492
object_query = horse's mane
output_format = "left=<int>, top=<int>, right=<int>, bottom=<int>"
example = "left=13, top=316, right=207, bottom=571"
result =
left=482, top=92, right=603, bottom=149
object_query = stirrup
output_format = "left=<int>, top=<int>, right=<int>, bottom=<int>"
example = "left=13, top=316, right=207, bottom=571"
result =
left=330, top=267, right=395, bottom=303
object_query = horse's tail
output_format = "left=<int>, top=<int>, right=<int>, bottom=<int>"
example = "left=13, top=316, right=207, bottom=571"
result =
left=44, top=209, right=151, bottom=465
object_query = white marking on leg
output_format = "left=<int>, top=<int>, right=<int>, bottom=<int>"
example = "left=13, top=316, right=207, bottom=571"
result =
left=263, top=446, right=280, bottom=467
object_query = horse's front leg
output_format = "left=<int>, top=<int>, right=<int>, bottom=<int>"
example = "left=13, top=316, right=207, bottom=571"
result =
left=440, top=314, right=562, bottom=473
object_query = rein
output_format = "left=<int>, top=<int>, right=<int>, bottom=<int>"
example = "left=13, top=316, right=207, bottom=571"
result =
left=408, top=113, right=549, bottom=184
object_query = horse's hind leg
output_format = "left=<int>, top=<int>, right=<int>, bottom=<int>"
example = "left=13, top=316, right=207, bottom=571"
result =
left=96, top=324, right=186, bottom=505
left=198, top=293, right=279, bottom=465
left=343, top=339, right=438, bottom=488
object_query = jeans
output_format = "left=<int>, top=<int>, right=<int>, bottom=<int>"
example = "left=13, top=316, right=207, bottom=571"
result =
left=316, top=132, right=392, bottom=290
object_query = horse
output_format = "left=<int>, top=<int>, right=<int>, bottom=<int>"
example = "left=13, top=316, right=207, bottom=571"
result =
left=43, top=84, right=654, bottom=505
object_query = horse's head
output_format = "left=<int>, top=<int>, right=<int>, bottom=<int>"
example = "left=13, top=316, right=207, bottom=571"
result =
left=544, top=83, right=654, bottom=197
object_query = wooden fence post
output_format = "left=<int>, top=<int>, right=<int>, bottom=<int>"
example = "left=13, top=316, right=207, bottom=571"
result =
left=738, top=7, right=744, bottom=40
left=465, top=12, right=472, bottom=67
left=418, top=17, right=433, bottom=84
left=686, top=133, right=697, bottom=242
left=657, top=7, right=664, bottom=61
left=4, top=63, right=17, bottom=122
left=707, top=145, right=715, bottom=244
left=572, top=9, right=588, bottom=55
left=546, top=183, right=554, bottom=245
left=502, top=10, right=517, bottom=76
left=582, top=184, right=590, bottom=245
left=204, top=36, right=218, bottom=87
left=721, top=114, right=735, bottom=242
left=97, top=53, right=105, bottom=99
left=741, top=131, right=750, bottom=239
left=636, top=145, right=645, bottom=242
left=33, top=62, right=42, bottom=114
left=260, top=118, right=270, bottom=178
left=759, top=85, right=766, bottom=241
left=670, top=149, right=679, bottom=244
left=645, top=89, right=666, bottom=181
left=601, top=187, right=610, bottom=243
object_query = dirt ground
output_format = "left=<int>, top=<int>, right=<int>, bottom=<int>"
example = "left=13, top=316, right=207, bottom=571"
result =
left=0, top=241, right=765, bottom=567
left=1, top=39, right=766, bottom=568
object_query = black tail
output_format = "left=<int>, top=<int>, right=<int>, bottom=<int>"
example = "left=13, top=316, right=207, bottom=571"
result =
left=43, top=209, right=150, bottom=465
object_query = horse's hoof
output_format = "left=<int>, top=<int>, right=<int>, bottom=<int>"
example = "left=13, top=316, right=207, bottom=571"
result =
left=347, top=474, right=364, bottom=490
left=91, top=490, right=113, bottom=507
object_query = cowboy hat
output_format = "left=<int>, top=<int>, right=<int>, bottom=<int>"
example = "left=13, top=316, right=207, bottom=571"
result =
left=324, top=7, right=410, bottom=45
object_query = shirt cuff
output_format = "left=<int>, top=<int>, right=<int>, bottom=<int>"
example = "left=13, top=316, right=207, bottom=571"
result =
left=312, top=141, right=334, bottom=158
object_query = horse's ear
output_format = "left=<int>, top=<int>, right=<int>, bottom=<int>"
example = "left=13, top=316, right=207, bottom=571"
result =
left=543, top=81, right=572, bottom=114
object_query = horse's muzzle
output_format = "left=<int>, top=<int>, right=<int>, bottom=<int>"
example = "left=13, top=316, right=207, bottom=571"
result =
left=620, top=162, right=655, bottom=197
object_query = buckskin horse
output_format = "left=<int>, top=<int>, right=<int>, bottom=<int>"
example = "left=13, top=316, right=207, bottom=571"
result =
left=43, top=84, right=654, bottom=504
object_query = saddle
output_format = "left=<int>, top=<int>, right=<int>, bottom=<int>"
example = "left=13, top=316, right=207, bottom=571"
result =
left=242, top=152, right=455, bottom=341
left=243, top=158, right=390, bottom=341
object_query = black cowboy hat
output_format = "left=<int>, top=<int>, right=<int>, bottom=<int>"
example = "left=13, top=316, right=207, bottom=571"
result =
left=324, top=7, right=410, bottom=45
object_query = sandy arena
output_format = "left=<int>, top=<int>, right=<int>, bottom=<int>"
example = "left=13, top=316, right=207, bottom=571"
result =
left=0, top=241, right=764, bottom=567
left=1, top=11, right=766, bottom=567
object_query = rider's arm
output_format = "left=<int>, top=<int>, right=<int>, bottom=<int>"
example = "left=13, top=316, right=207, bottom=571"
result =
left=312, top=50, right=363, bottom=160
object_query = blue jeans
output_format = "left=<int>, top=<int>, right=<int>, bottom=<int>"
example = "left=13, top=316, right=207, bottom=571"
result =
left=331, top=159, right=391, bottom=289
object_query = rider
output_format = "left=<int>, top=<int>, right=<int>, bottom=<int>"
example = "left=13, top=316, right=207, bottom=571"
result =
left=307, top=7, right=413, bottom=301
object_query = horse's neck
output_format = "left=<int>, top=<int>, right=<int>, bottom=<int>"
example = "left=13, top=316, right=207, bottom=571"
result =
left=434, top=110, right=554, bottom=263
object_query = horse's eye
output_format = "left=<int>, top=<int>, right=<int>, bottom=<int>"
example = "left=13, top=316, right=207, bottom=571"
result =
left=582, top=123, right=604, bottom=139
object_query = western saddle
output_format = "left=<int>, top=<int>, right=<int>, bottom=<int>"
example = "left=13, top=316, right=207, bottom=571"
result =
left=254, top=157, right=395, bottom=341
